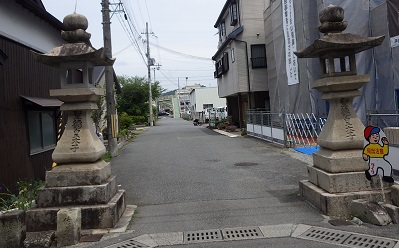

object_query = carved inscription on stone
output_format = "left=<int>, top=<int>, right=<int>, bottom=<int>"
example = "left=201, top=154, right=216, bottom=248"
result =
left=340, top=98, right=356, bottom=139
left=71, top=111, right=82, bottom=152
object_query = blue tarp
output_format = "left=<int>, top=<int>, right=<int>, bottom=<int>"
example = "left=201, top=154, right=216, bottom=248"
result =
left=293, top=147, right=320, bottom=155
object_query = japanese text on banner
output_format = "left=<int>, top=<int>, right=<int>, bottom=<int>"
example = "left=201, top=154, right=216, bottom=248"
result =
left=282, top=0, right=299, bottom=85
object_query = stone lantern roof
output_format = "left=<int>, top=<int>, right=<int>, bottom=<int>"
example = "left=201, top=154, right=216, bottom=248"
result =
left=32, top=13, right=114, bottom=66
left=294, top=5, right=384, bottom=58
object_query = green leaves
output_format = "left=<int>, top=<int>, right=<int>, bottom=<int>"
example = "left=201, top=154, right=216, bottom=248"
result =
left=0, top=180, right=44, bottom=211
left=117, top=76, right=164, bottom=118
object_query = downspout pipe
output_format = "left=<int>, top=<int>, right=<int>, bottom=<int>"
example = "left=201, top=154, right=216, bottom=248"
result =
left=233, top=39, right=251, bottom=109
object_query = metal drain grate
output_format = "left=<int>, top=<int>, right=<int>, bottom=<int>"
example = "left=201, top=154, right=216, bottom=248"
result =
left=184, top=229, right=223, bottom=243
left=298, top=227, right=398, bottom=248
left=298, top=227, right=351, bottom=245
left=342, top=234, right=397, bottom=248
left=222, top=227, right=264, bottom=240
left=105, top=238, right=149, bottom=248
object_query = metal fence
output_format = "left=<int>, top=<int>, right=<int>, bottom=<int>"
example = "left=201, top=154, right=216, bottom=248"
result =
left=246, top=110, right=326, bottom=148
left=366, top=110, right=399, bottom=128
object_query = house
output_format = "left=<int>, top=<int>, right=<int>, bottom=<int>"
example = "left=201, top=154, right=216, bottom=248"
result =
left=0, top=0, right=65, bottom=192
left=212, top=0, right=270, bottom=127
left=176, top=84, right=204, bottom=118
left=189, top=87, right=226, bottom=122
left=0, top=0, right=121, bottom=193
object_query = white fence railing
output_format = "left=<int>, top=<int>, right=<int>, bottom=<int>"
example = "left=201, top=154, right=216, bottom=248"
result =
left=246, top=110, right=326, bottom=148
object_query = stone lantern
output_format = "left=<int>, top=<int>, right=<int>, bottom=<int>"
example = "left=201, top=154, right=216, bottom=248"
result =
left=295, top=5, right=390, bottom=218
left=28, top=13, right=126, bottom=232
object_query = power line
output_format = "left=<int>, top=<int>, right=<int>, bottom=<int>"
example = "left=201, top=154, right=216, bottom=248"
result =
left=111, top=0, right=147, bottom=66
left=150, top=42, right=212, bottom=61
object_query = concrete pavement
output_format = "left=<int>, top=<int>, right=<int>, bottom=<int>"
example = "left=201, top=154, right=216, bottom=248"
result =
left=71, top=117, right=399, bottom=248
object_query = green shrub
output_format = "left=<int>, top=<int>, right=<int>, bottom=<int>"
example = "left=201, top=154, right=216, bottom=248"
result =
left=119, top=112, right=134, bottom=130
left=131, top=116, right=146, bottom=125
left=102, top=152, right=112, bottom=162
left=0, top=180, right=44, bottom=211
left=118, top=129, right=129, bottom=137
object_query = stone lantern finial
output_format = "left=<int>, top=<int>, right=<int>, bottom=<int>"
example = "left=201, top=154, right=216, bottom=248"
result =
left=318, top=5, right=347, bottom=34
left=61, top=13, right=91, bottom=43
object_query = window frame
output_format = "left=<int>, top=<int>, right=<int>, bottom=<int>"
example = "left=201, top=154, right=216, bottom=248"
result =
left=27, top=109, right=58, bottom=155
left=250, top=44, right=267, bottom=68
left=220, top=22, right=226, bottom=38
left=230, top=3, right=238, bottom=26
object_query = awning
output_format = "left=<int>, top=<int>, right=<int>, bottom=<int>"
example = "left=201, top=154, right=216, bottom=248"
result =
left=20, top=95, right=63, bottom=107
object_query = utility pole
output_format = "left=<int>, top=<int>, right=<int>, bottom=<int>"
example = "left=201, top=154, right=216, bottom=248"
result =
left=145, top=22, right=154, bottom=126
left=101, top=0, right=117, bottom=155
left=177, top=78, right=181, bottom=118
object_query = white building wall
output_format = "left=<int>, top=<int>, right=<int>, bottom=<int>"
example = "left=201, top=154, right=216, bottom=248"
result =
left=0, top=1, right=64, bottom=52
left=191, top=87, right=226, bottom=112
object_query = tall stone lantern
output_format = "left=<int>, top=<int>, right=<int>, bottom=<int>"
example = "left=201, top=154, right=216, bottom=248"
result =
left=28, top=13, right=126, bottom=231
left=295, top=5, right=389, bottom=218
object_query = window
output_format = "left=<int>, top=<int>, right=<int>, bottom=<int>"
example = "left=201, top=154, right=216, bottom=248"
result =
left=230, top=3, right=238, bottom=26
left=28, top=110, right=57, bottom=154
left=222, top=52, right=229, bottom=72
left=219, top=22, right=226, bottom=39
left=231, top=48, right=235, bottom=63
left=203, top=104, right=213, bottom=109
left=214, top=52, right=229, bottom=78
left=250, top=44, right=267, bottom=68
left=396, top=89, right=399, bottom=109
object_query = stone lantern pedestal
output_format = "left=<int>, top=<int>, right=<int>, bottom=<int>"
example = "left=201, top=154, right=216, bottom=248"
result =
left=295, top=5, right=391, bottom=218
left=26, top=13, right=126, bottom=232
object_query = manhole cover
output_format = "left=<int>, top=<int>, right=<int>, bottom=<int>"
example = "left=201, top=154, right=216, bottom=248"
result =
left=105, top=238, right=148, bottom=248
left=298, top=227, right=351, bottom=245
left=235, top=162, right=258, bottom=167
left=184, top=229, right=223, bottom=243
left=342, top=234, right=397, bottom=248
left=221, top=227, right=264, bottom=240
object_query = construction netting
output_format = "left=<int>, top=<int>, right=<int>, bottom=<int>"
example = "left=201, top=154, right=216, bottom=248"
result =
left=265, top=0, right=399, bottom=127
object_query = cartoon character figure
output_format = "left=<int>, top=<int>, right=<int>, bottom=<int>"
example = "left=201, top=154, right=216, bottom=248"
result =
left=363, top=126, right=394, bottom=183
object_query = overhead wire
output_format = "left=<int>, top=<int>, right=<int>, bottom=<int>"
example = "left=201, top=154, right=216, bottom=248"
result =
left=149, top=42, right=212, bottom=61
left=111, top=0, right=147, bottom=65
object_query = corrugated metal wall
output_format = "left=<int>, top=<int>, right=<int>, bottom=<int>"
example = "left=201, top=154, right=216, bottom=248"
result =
left=0, top=36, right=60, bottom=193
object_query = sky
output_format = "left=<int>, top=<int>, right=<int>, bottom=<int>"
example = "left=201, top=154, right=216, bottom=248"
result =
left=41, top=0, right=226, bottom=92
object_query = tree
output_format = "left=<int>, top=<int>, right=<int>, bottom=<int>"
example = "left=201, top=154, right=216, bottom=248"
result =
left=117, top=76, right=164, bottom=121
left=91, top=84, right=105, bottom=134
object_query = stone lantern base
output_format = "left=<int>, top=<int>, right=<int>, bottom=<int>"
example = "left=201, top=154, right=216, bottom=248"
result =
left=26, top=160, right=126, bottom=232
left=299, top=168, right=391, bottom=218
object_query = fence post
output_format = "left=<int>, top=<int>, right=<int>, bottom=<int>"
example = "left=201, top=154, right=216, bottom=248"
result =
left=283, top=112, right=288, bottom=147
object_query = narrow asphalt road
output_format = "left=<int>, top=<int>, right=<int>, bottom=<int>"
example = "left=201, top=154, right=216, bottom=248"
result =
left=111, top=117, right=324, bottom=236
left=73, top=117, right=399, bottom=248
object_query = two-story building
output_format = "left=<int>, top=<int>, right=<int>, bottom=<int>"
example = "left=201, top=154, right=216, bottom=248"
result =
left=212, top=0, right=270, bottom=127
